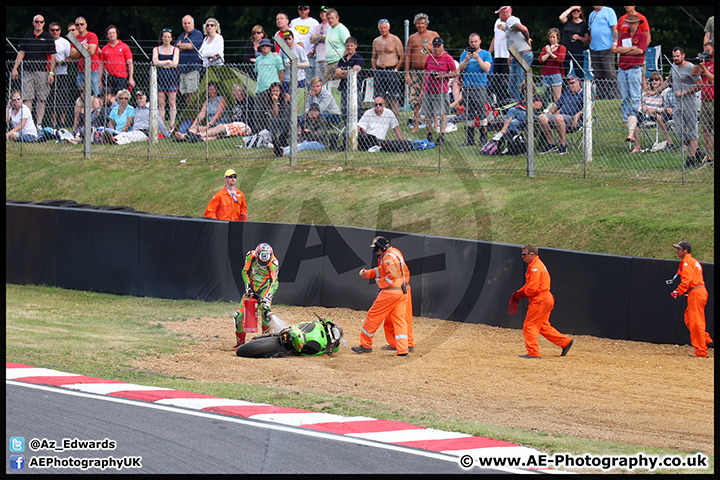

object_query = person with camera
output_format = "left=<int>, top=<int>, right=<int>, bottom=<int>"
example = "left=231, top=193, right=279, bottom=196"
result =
left=422, top=36, right=458, bottom=146
left=458, top=33, right=493, bottom=147
left=691, top=41, right=714, bottom=164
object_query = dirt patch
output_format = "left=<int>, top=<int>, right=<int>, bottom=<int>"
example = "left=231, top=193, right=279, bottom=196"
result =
left=132, top=305, right=714, bottom=455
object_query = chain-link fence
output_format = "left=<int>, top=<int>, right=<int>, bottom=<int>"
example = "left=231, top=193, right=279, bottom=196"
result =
left=6, top=58, right=714, bottom=184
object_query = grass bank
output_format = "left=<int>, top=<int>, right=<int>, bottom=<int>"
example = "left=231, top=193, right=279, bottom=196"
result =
left=5, top=152, right=714, bottom=262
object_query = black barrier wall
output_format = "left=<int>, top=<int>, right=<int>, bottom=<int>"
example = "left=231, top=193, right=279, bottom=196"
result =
left=5, top=202, right=713, bottom=346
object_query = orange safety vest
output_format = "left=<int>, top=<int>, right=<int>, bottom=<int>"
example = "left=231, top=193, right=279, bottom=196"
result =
left=204, top=186, right=247, bottom=221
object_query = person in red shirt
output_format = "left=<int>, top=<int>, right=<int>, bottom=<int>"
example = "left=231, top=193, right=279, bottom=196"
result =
left=422, top=36, right=458, bottom=146
left=99, top=25, right=134, bottom=94
left=670, top=241, right=713, bottom=358
left=691, top=41, right=714, bottom=164
left=352, top=236, right=410, bottom=356
left=67, top=16, right=101, bottom=96
left=612, top=14, right=647, bottom=147
left=204, top=169, right=248, bottom=221
left=508, top=244, right=573, bottom=359
left=539, top=28, right=567, bottom=103
left=617, top=6, right=651, bottom=46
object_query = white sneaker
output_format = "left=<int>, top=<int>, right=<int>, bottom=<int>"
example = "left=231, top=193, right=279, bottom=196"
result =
left=492, top=132, right=504, bottom=141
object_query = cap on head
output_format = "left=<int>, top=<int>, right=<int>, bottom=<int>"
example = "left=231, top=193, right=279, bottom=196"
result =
left=370, top=236, right=390, bottom=252
left=282, top=30, right=293, bottom=39
left=224, top=169, right=237, bottom=178
left=626, top=14, right=641, bottom=24
left=673, top=241, right=692, bottom=253
left=309, top=103, right=320, bottom=111
left=432, top=36, right=443, bottom=46
left=495, top=6, right=512, bottom=14
left=257, top=38, right=274, bottom=50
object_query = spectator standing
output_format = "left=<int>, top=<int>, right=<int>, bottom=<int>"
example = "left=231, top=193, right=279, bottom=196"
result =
left=458, top=32, right=493, bottom=147
left=68, top=17, right=101, bottom=97
left=11, top=14, right=57, bottom=129
left=422, top=36, right=458, bottom=146
left=309, top=7, right=330, bottom=82
left=357, top=96, right=403, bottom=150
left=324, top=8, right=351, bottom=84
left=499, top=6, right=533, bottom=103
left=404, top=13, right=440, bottom=133
left=99, top=25, right=134, bottom=94
left=588, top=5, right=618, bottom=99
left=618, top=6, right=651, bottom=46
left=539, top=28, right=567, bottom=103
left=352, top=236, right=410, bottom=357
left=49, top=22, right=72, bottom=128
left=175, top=15, right=204, bottom=105
left=613, top=15, right=647, bottom=145
left=558, top=6, right=590, bottom=78
left=292, top=5, right=319, bottom=69
left=336, top=36, right=365, bottom=124
left=691, top=41, right=714, bottom=164
left=538, top=74, right=584, bottom=155
left=205, top=169, right=248, bottom=223
left=199, top=18, right=224, bottom=67
left=489, top=8, right=510, bottom=101
left=372, top=19, right=405, bottom=121
left=280, top=30, right=310, bottom=100
left=666, top=47, right=702, bottom=168
left=6, top=90, right=39, bottom=142
left=508, top=243, right=574, bottom=359
left=669, top=241, right=713, bottom=358
left=152, top=29, right=180, bottom=132
left=703, top=16, right=714, bottom=44
left=254, top=38, right=285, bottom=100
left=242, top=25, right=267, bottom=78
left=275, top=12, right=304, bottom=53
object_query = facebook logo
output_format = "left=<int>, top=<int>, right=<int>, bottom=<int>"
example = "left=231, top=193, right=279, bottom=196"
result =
left=10, top=436, right=25, bottom=452
left=10, top=455, right=25, bottom=470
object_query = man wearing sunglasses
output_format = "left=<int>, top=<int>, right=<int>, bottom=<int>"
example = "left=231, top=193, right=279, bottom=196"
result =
left=508, top=244, right=574, bottom=359
left=204, top=169, right=248, bottom=222
left=357, top=96, right=403, bottom=150
left=11, top=14, right=57, bottom=129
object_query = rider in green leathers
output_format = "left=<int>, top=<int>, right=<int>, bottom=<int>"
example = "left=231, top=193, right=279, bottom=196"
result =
left=233, top=243, right=279, bottom=347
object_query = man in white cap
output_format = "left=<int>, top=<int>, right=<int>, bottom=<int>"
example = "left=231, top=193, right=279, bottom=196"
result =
left=204, top=169, right=248, bottom=221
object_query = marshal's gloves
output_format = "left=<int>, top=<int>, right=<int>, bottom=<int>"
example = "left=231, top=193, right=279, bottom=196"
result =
left=244, top=284, right=253, bottom=298
left=508, top=290, right=527, bottom=315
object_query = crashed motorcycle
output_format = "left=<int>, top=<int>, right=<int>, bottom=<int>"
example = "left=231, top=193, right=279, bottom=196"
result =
left=235, top=312, right=345, bottom=358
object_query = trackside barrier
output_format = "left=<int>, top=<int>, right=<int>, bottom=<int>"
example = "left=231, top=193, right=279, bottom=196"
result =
left=6, top=201, right=713, bottom=346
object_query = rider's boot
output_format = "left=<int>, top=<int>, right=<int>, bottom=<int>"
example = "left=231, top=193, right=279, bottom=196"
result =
left=234, top=331, right=246, bottom=348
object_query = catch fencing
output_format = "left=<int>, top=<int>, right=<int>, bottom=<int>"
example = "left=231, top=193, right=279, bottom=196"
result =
left=5, top=58, right=714, bottom=184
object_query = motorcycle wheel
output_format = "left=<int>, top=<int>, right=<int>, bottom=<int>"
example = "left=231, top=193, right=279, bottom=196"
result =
left=235, top=335, right=287, bottom=358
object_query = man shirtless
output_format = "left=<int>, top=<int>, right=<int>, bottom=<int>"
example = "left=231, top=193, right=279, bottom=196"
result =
left=372, top=19, right=405, bottom=120
left=404, top=13, right=439, bottom=132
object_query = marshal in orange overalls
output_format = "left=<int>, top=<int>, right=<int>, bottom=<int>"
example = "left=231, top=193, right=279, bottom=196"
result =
left=359, top=247, right=410, bottom=356
left=673, top=252, right=712, bottom=357
left=511, top=253, right=572, bottom=358
left=379, top=246, right=414, bottom=350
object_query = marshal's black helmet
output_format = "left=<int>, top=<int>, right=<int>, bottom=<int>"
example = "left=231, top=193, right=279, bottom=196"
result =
left=370, top=236, right=390, bottom=252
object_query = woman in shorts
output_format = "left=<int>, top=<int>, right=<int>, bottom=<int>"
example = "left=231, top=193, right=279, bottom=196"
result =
left=153, top=29, right=180, bottom=132
left=539, top=28, right=566, bottom=104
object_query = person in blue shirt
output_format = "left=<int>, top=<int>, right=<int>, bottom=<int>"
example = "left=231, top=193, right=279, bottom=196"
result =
left=537, top=75, right=585, bottom=154
left=458, top=32, right=493, bottom=147
left=588, top=6, right=618, bottom=99
left=175, top=15, right=204, bottom=105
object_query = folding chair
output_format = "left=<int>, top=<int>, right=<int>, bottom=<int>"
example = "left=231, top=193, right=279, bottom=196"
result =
left=644, top=46, right=662, bottom=81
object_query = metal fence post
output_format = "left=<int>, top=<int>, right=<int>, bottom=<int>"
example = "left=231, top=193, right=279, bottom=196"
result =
left=275, top=33, right=297, bottom=166
left=67, top=33, right=92, bottom=158
left=582, top=74, right=593, bottom=170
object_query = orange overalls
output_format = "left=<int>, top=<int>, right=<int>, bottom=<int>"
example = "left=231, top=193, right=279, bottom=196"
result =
left=205, top=186, right=248, bottom=221
left=360, top=248, right=409, bottom=355
left=380, top=246, right=414, bottom=350
left=518, top=255, right=571, bottom=357
left=676, top=254, right=712, bottom=357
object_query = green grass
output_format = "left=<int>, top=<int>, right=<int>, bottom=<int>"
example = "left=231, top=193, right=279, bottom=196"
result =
left=5, top=284, right=713, bottom=474
left=5, top=148, right=714, bottom=261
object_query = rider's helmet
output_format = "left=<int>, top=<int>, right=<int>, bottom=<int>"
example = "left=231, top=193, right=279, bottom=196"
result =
left=370, top=236, right=390, bottom=253
left=255, top=243, right=273, bottom=266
